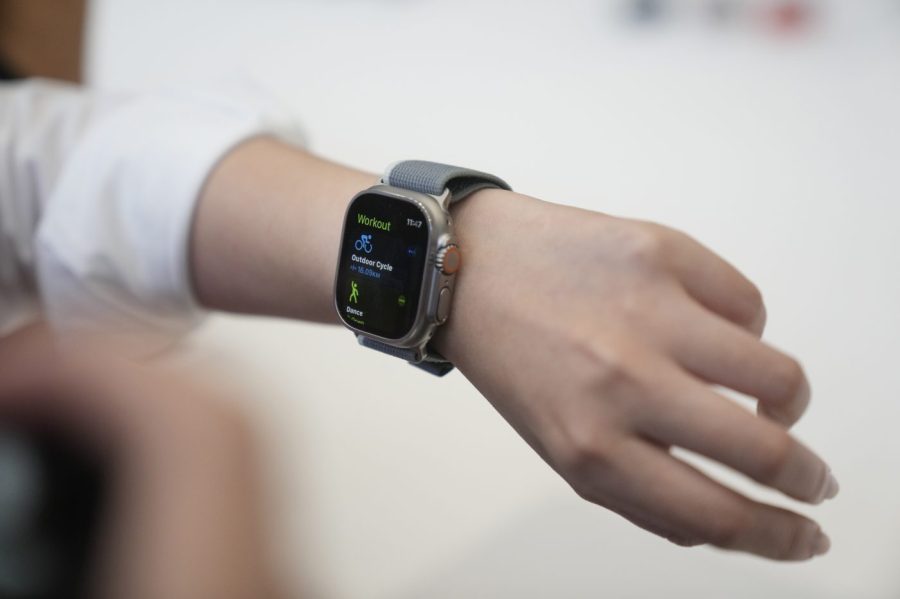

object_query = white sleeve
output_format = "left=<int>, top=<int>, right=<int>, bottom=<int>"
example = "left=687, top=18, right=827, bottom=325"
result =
left=0, top=80, right=116, bottom=334
left=0, top=79, right=304, bottom=339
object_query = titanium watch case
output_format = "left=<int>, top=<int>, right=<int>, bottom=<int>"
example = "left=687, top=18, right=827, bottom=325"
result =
left=333, top=183, right=458, bottom=361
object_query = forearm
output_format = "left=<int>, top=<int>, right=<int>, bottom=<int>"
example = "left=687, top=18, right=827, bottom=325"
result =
left=190, top=137, right=377, bottom=324
left=190, top=137, right=527, bottom=356
left=191, top=138, right=539, bottom=364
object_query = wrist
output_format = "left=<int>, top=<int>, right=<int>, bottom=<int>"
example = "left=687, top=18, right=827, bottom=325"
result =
left=431, top=188, right=539, bottom=369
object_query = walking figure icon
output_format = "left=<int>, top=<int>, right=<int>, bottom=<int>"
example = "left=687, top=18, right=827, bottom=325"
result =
left=349, top=281, right=360, bottom=304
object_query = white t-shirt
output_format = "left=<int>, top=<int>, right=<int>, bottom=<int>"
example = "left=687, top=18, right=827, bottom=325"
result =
left=0, top=79, right=302, bottom=338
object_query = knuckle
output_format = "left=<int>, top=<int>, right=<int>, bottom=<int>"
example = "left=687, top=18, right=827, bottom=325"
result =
left=556, top=429, right=623, bottom=495
left=779, top=520, right=817, bottom=561
left=754, top=431, right=794, bottom=485
left=744, top=282, right=765, bottom=315
left=570, top=335, right=639, bottom=395
left=706, top=509, right=750, bottom=549
left=770, top=356, right=807, bottom=403
left=742, top=283, right=766, bottom=326
left=624, top=226, right=666, bottom=268
left=570, top=479, right=602, bottom=505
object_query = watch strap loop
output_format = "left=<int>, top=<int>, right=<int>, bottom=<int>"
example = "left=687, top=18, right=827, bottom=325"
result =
left=384, top=160, right=511, bottom=203
left=358, top=335, right=455, bottom=377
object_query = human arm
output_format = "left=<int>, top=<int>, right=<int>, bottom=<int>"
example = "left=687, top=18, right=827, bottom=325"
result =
left=190, top=140, right=375, bottom=323
left=0, top=324, right=286, bottom=599
left=0, top=78, right=837, bottom=561
left=0, top=78, right=306, bottom=337
left=190, top=137, right=837, bottom=561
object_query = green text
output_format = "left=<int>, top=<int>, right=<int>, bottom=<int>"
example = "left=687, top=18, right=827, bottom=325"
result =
left=357, top=213, right=391, bottom=232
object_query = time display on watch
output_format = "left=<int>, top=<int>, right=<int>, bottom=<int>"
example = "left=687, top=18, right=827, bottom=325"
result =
left=335, top=192, right=430, bottom=340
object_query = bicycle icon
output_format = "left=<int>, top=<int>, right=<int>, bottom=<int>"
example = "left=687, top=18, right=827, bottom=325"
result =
left=355, top=234, right=374, bottom=253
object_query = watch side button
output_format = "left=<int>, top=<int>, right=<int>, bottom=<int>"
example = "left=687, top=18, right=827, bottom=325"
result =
left=436, top=287, right=452, bottom=324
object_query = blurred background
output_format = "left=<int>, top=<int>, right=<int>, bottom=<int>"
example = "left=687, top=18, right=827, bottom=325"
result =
left=76, top=0, right=900, bottom=597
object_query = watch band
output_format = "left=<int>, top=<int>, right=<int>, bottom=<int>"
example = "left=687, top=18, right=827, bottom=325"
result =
left=373, top=160, right=511, bottom=376
left=384, top=160, right=511, bottom=203
left=358, top=336, right=455, bottom=377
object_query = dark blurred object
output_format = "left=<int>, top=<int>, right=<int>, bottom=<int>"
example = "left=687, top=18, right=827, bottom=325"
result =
left=616, top=0, right=826, bottom=36
left=0, top=0, right=86, bottom=83
left=0, top=59, right=17, bottom=81
left=0, top=15, right=18, bottom=83
left=0, top=429, right=106, bottom=599
left=627, top=0, right=668, bottom=24
left=0, top=10, right=105, bottom=596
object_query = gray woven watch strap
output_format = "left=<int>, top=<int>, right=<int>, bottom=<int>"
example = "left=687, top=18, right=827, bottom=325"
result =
left=358, top=336, right=455, bottom=377
left=385, top=160, right=511, bottom=202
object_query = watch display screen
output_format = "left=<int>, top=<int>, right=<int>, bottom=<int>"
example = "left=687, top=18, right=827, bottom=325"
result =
left=335, top=192, right=430, bottom=340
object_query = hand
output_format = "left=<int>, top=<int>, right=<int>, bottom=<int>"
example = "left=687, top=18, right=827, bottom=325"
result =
left=434, top=189, right=837, bottom=561
left=0, top=326, right=285, bottom=599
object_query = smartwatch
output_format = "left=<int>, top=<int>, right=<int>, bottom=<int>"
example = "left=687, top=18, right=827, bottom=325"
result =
left=334, top=160, right=511, bottom=376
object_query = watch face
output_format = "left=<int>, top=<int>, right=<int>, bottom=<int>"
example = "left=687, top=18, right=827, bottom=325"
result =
left=335, top=191, right=431, bottom=340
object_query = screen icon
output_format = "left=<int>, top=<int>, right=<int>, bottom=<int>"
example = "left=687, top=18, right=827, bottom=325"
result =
left=397, top=294, right=407, bottom=307
left=355, top=234, right=374, bottom=254
left=349, top=281, right=360, bottom=304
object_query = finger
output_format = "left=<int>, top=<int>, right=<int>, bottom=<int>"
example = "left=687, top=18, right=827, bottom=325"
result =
left=636, top=366, right=838, bottom=504
left=664, top=298, right=811, bottom=427
left=589, top=437, right=831, bottom=560
left=656, top=226, right=767, bottom=336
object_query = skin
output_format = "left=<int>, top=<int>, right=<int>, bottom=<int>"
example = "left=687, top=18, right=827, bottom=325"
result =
left=0, top=325, right=285, bottom=599
left=192, top=137, right=838, bottom=561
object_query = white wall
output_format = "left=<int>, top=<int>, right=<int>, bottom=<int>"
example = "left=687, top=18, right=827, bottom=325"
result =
left=87, top=1, right=900, bottom=597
